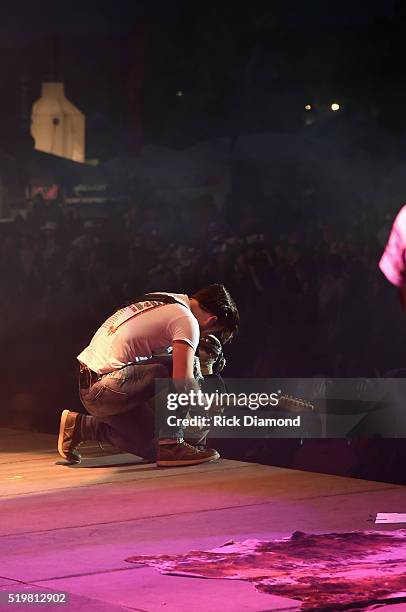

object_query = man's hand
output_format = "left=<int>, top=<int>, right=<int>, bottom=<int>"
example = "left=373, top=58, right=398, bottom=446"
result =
left=198, top=334, right=225, bottom=376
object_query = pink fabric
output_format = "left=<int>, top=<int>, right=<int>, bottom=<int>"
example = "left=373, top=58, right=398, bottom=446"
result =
left=126, top=530, right=406, bottom=610
left=379, top=205, right=406, bottom=286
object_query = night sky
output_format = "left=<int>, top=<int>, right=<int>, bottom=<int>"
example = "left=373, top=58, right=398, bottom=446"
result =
left=0, top=0, right=398, bottom=42
left=0, top=0, right=403, bottom=157
left=278, top=0, right=396, bottom=25
left=0, top=1, right=171, bottom=40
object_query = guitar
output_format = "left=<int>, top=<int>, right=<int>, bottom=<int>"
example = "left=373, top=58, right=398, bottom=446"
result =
left=277, top=394, right=315, bottom=413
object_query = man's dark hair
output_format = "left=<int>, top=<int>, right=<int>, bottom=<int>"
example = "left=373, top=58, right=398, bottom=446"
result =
left=192, top=284, right=239, bottom=344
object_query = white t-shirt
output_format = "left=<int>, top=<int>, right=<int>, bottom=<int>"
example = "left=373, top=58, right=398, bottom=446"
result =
left=77, top=293, right=200, bottom=374
left=379, top=206, right=406, bottom=287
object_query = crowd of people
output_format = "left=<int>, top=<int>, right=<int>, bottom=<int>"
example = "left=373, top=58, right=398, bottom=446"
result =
left=1, top=190, right=405, bottom=480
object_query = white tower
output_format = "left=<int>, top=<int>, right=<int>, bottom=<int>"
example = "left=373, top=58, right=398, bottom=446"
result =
left=31, top=82, right=85, bottom=163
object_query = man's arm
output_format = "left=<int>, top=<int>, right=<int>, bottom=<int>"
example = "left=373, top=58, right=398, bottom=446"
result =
left=379, top=207, right=406, bottom=294
left=172, top=340, right=200, bottom=392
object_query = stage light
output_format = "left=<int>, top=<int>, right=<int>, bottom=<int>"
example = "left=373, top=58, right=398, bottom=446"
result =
left=304, top=104, right=312, bottom=111
left=331, top=103, right=340, bottom=111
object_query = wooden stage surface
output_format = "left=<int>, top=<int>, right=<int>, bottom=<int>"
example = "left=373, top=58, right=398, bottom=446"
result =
left=1, top=427, right=405, bottom=611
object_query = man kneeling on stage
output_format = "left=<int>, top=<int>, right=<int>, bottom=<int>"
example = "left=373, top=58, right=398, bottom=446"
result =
left=57, top=284, right=239, bottom=467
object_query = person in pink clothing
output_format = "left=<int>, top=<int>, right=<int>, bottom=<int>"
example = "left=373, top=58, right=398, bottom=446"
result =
left=379, top=205, right=406, bottom=311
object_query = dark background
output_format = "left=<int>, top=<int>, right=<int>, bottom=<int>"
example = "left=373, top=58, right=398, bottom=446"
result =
left=1, top=0, right=406, bottom=483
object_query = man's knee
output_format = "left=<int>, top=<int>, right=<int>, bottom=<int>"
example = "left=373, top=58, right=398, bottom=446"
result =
left=148, top=362, right=171, bottom=379
left=124, top=361, right=171, bottom=405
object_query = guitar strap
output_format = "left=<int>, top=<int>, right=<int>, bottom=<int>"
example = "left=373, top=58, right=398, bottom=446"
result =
left=105, top=293, right=190, bottom=336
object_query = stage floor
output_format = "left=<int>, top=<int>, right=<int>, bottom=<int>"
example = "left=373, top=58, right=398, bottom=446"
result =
left=1, top=427, right=405, bottom=611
